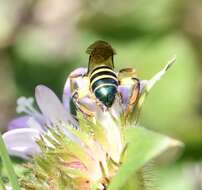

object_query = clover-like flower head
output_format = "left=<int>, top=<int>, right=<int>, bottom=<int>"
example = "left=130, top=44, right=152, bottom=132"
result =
left=2, top=55, right=176, bottom=190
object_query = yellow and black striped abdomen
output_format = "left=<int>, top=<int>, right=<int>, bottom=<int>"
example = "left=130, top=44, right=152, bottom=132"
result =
left=90, top=66, right=118, bottom=107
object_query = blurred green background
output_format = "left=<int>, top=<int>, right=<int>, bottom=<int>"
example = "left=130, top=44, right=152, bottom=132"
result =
left=0, top=0, right=202, bottom=189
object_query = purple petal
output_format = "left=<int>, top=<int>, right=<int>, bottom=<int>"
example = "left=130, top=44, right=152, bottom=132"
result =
left=2, top=128, right=41, bottom=159
left=63, top=67, right=87, bottom=112
left=78, top=96, right=97, bottom=111
left=8, top=116, right=45, bottom=133
left=118, top=85, right=132, bottom=106
left=35, top=85, right=76, bottom=125
left=8, top=116, right=30, bottom=130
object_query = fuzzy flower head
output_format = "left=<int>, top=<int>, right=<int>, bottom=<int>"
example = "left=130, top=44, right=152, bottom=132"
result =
left=3, top=41, right=176, bottom=190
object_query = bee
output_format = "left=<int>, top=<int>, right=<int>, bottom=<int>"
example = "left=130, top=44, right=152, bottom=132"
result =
left=86, top=41, right=118, bottom=107
left=69, top=40, right=140, bottom=116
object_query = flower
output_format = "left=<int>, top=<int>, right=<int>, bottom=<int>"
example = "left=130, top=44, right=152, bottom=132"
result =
left=2, top=57, right=176, bottom=190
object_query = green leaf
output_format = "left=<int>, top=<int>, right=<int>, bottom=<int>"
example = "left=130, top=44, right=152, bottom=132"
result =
left=108, top=127, right=182, bottom=190
left=0, top=133, right=21, bottom=190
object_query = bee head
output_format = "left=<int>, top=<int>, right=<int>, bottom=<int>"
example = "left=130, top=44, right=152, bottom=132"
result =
left=86, top=40, right=116, bottom=63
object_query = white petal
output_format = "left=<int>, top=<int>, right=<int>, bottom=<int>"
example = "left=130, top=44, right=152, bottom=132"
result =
left=110, top=96, right=123, bottom=119
left=35, top=85, right=76, bottom=125
left=95, top=110, right=123, bottom=162
left=2, top=128, right=41, bottom=159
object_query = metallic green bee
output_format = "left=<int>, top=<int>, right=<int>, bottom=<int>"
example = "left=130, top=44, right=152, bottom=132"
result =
left=69, top=40, right=140, bottom=116
left=86, top=41, right=118, bottom=107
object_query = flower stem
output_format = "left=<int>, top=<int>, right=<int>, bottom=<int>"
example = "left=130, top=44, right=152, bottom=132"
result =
left=0, top=133, right=21, bottom=190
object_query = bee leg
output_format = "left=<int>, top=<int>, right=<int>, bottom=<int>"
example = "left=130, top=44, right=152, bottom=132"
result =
left=93, top=96, right=106, bottom=111
left=72, top=90, right=95, bottom=117
left=69, top=73, right=107, bottom=116
left=118, top=68, right=140, bottom=116
left=68, top=72, right=95, bottom=116
left=126, top=78, right=140, bottom=114
left=118, top=68, right=137, bottom=82
left=84, top=89, right=106, bottom=111
left=69, top=73, right=85, bottom=93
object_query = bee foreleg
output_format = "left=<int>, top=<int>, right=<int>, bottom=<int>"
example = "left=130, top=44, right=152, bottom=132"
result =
left=72, top=90, right=95, bottom=117
left=127, top=78, right=140, bottom=110
left=69, top=73, right=95, bottom=117
left=69, top=73, right=85, bottom=93
left=118, top=75, right=140, bottom=116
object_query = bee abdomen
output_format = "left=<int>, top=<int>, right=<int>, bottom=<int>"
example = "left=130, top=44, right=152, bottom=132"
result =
left=91, top=78, right=118, bottom=91
left=90, top=66, right=118, bottom=107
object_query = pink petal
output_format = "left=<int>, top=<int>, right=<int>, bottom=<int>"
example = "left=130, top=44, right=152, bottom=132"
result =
left=2, top=128, right=41, bottom=159
left=35, top=85, right=76, bottom=125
